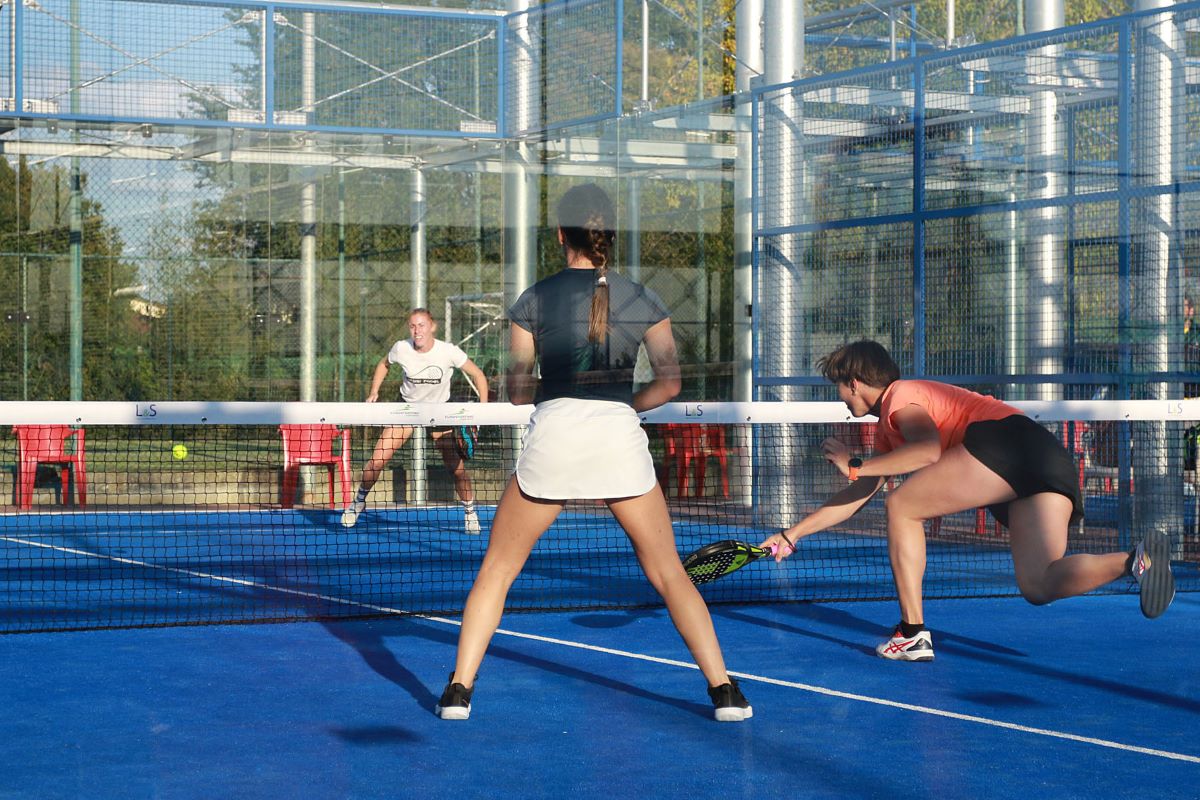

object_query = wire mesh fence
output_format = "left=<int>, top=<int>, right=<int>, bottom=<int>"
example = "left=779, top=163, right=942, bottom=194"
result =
left=752, top=5, right=1200, bottom=401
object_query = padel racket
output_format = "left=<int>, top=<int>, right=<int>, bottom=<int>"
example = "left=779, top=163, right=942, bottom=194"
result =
left=682, top=539, right=775, bottom=585
left=454, top=425, right=479, bottom=460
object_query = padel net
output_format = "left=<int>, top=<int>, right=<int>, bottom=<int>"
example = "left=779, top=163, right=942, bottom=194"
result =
left=0, top=399, right=1197, bottom=633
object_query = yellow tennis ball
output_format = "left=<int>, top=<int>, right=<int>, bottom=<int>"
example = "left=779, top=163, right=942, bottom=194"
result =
left=172, top=444, right=189, bottom=460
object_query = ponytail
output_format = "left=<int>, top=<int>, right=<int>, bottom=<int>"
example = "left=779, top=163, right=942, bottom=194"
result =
left=557, top=184, right=616, bottom=343
left=586, top=224, right=611, bottom=343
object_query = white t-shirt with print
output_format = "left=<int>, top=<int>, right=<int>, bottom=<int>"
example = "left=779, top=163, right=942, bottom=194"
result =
left=386, top=339, right=469, bottom=403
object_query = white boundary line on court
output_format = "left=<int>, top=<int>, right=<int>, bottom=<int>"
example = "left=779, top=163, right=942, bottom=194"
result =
left=428, top=619, right=1200, bottom=765
left=0, top=505, right=482, bottom=518
left=6, top=533, right=1198, bottom=765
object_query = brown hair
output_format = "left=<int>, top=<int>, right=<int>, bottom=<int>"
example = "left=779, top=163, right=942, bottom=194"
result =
left=557, top=183, right=616, bottom=343
left=817, top=340, right=900, bottom=389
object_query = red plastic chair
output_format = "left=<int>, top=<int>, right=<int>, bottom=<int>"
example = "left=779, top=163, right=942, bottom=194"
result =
left=928, top=509, right=1002, bottom=538
left=279, top=424, right=351, bottom=509
left=661, top=423, right=730, bottom=498
left=13, top=425, right=87, bottom=509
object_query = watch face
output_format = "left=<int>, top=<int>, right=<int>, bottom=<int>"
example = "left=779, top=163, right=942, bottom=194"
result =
left=849, top=457, right=863, bottom=468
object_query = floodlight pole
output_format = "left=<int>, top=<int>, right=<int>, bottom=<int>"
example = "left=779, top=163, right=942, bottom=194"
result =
left=734, top=0, right=762, bottom=408
left=759, top=0, right=804, bottom=523
left=762, top=0, right=804, bottom=404
left=626, top=0, right=653, bottom=284
left=626, top=178, right=641, bottom=282
left=21, top=256, right=28, bottom=400
left=504, top=0, right=539, bottom=361
left=300, top=12, right=317, bottom=403
left=69, top=0, right=82, bottom=400
left=1132, top=0, right=1184, bottom=550
left=1006, top=185, right=1021, bottom=397
left=734, top=0, right=763, bottom=510
left=640, top=0, right=649, bottom=104
left=695, top=1, right=708, bottom=400
left=503, top=0, right=541, bottom=482
left=1024, top=0, right=1065, bottom=402
left=411, top=168, right=427, bottom=309
left=411, top=167, right=429, bottom=504
left=338, top=168, right=346, bottom=403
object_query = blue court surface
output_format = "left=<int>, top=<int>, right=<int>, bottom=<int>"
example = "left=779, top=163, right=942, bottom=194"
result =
left=1, top=592, right=1197, bottom=799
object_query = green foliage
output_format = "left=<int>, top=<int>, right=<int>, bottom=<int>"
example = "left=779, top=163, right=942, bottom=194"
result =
left=0, top=156, right=154, bottom=400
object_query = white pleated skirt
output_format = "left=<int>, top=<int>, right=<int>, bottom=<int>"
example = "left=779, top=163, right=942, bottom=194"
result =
left=515, top=397, right=657, bottom=500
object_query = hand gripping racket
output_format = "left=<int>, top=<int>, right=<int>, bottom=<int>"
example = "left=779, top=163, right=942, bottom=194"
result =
left=682, top=539, right=777, bottom=585
left=454, top=425, right=479, bottom=460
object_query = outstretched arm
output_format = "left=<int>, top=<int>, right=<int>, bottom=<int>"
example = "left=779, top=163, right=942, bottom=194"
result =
left=460, top=358, right=490, bottom=402
left=762, top=405, right=942, bottom=559
left=365, top=357, right=390, bottom=402
left=761, top=475, right=884, bottom=560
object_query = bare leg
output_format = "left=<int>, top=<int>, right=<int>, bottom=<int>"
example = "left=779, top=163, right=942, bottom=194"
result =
left=432, top=429, right=475, bottom=503
left=607, top=485, right=731, bottom=688
left=884, top=446, right=1018, bottom=625
left=358, top=426, right=414, bottom=491
left=452, top=478, right=562, bottom=687
left=1007, top=494, right=1129, bottom=604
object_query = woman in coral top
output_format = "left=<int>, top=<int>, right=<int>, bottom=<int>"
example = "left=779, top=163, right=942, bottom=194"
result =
left=760, top=340, right=1174, bottom=661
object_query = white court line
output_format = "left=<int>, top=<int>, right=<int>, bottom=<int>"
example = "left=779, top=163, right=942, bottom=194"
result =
left=0, top=505, right=484, bottom=518
left=6, top=533, right=1198, bottom=765
left=1, top=535, right=411, bottom=616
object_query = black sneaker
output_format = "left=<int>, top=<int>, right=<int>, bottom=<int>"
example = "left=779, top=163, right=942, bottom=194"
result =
left=1131, top=531, right=1176, bottom=619
left=436, top=673, right=473, bottom=720
left=708, top=677, right=753, bottom=722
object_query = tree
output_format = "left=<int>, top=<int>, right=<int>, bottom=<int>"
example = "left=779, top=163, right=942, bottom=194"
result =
left=0, top=156, right=152, bottom=400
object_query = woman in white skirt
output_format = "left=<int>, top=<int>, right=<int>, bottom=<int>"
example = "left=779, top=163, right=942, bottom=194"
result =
left=437, top=183, right=751, bottom=723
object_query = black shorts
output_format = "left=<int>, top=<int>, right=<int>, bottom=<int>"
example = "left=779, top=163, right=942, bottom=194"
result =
left=962, top=415, right=1084, bottom=528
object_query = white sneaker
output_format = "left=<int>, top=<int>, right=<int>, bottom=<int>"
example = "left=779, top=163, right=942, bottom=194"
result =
left=876, top=625, right=935, bottom=662
left=341, top=498, right=366, bottom=528
left=464, top=510, right=481, bottom=535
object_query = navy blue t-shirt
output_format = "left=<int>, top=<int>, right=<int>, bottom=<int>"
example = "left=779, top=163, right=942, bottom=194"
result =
left=508, top=268, right=670, bottom=405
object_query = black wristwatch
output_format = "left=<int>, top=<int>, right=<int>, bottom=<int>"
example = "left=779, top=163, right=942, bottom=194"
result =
left=847, top=456, right=863, bottom=482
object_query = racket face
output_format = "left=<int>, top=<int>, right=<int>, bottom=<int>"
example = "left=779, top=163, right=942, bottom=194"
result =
left=682, top=540, right=769, bottom=585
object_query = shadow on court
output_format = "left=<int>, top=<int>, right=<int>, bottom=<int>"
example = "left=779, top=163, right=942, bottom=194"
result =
left=568, top=609, right=664, bottom=629
left=326, top=725, right=424, bottom=746
left=321, top=615, right=712, bottom=720
left=716, top=601, right=1028, bottom=655
left=321, top=619, right=452, bottom=711
left=718, top=599, right=1200, bottom=714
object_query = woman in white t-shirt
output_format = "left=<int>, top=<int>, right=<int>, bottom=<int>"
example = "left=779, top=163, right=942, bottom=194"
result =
left=341, top=308, right=489, bottom=533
